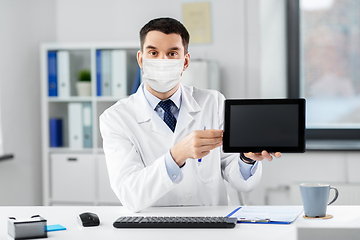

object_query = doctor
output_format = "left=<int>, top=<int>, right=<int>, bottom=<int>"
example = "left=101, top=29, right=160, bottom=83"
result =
left=100, top=17, right=281, bottom=212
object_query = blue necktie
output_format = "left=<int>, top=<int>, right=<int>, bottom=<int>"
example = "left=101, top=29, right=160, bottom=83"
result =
left=158, top=100, right=177, bottom=132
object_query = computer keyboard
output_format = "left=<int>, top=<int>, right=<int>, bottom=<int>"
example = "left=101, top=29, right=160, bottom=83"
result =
left=113, top=216, right=237, bottom=228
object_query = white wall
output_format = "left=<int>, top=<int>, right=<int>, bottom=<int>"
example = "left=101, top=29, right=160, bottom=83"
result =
left=0, top=0, right=359, bottom=206
left=55, top=0, right=248, bottom=98
left=0, top=0, right=56, bottom=205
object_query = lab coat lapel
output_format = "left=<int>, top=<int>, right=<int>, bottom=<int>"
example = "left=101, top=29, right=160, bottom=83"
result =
left=134, top=84, right=173, bottom=138
left=174, top=85, right=201, bottom=138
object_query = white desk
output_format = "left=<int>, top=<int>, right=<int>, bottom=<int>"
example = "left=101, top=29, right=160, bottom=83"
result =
left=1, top=206, right=360, bottom=240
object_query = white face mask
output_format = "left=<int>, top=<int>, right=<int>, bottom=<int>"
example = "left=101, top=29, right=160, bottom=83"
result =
left=142, top=58, right=185, bottom=93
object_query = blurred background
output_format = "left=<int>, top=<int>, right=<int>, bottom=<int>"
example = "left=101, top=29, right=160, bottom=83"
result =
left=0, top=0, right=359, bottom=207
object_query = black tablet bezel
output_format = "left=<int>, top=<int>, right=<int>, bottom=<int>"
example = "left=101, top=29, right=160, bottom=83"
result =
left=223, top=98, right=306, bottom=153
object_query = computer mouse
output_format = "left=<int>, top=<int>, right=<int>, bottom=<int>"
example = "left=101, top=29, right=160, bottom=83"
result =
left=78, top=212, right=100, bottom=227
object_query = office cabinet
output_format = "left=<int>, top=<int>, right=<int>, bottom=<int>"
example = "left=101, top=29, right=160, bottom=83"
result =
left=97, top=155, right=120, bottom=204
left=51, top=154, right=96, bottom=203
left=50, top=153, right=120, bottom=205
left=41, top=42, right=139, bottom=205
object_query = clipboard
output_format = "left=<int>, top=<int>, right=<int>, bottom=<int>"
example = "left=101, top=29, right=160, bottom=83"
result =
left=226, top=206, right=304, bottom=224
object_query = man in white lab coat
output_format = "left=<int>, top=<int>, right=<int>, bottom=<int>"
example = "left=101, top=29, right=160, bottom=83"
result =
left=100, top=17, right=281, bottom=212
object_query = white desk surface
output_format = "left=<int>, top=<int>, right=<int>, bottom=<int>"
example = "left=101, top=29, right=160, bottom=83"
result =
left=1, top=205, right=360, bottom=240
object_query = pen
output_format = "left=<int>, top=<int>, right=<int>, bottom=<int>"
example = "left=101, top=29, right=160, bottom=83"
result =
left=198, top=126, right=206, bottom=163
left=238, top=218, right=271, bottom=223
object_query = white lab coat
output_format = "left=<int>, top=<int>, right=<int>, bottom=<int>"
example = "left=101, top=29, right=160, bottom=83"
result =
left=100, top=83, right=262, bottom=212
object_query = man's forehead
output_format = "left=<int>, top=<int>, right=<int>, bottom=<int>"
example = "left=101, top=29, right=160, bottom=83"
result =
left=143, top=31, right=183, bottom=50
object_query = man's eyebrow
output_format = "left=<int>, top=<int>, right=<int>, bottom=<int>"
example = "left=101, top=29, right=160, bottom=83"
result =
left=145, top=45, right=157, bottom=50
left=168, top=47, right=180, bottom=51
left=144, top=45, right=182, bottom=51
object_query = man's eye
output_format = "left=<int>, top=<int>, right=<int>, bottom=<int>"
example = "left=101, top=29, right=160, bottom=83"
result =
left=169, top=52, right=177, bottom=57
left=149, top=52, right=157, bottom=56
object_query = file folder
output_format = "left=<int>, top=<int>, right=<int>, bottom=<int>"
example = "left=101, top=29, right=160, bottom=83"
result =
left=101, top=50, right=112, bottom=96
left=131, top=66, right=142, bottom=94
left=82, top=102, right=92, bottom=148
left=227, top=206, right=303, bottom=224
left=49, top=118, right=63, bottom=147
left=111, top=50, right=127, bottom=98
left=57, top=51, right=70, bottom=98
left=96, top=50, right=102, bottom=96
left=48, top=51, right=57, bottom=96
left=68, top=103, right=83, bottom=149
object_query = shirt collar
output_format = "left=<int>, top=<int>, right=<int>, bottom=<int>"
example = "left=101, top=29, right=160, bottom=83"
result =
left=143, top=84, right=182, bottom=110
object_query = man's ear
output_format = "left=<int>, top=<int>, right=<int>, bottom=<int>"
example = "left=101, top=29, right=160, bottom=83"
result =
left=183, top=52, right=190, bottom=71
left=137, top=50, right=143, bottom=69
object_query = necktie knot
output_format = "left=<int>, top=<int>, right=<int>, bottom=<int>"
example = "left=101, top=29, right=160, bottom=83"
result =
left=158, top=100, right=177, bottom=132
left=158, top=99, right=174, bottom=113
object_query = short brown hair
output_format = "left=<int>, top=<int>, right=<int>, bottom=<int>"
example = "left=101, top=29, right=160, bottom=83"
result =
left=139, top=17, right=190, bottom=54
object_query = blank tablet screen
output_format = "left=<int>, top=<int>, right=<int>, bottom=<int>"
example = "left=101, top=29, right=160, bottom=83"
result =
left=223, top=99, right=306, bottom=153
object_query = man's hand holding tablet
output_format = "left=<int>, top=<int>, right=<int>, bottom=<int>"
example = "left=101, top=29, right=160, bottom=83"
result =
left=244, top=151, right=282, bottom=162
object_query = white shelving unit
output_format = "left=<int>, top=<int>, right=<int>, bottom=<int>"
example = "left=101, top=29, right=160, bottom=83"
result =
left=40, top=42, right=139, bottom=205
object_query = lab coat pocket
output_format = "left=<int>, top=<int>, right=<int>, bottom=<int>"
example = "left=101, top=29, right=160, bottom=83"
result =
left=196, top=150, right=222, bottom=183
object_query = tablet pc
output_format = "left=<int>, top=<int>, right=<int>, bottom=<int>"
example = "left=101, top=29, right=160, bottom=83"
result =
left=223, top=98, right=306, bottom=153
